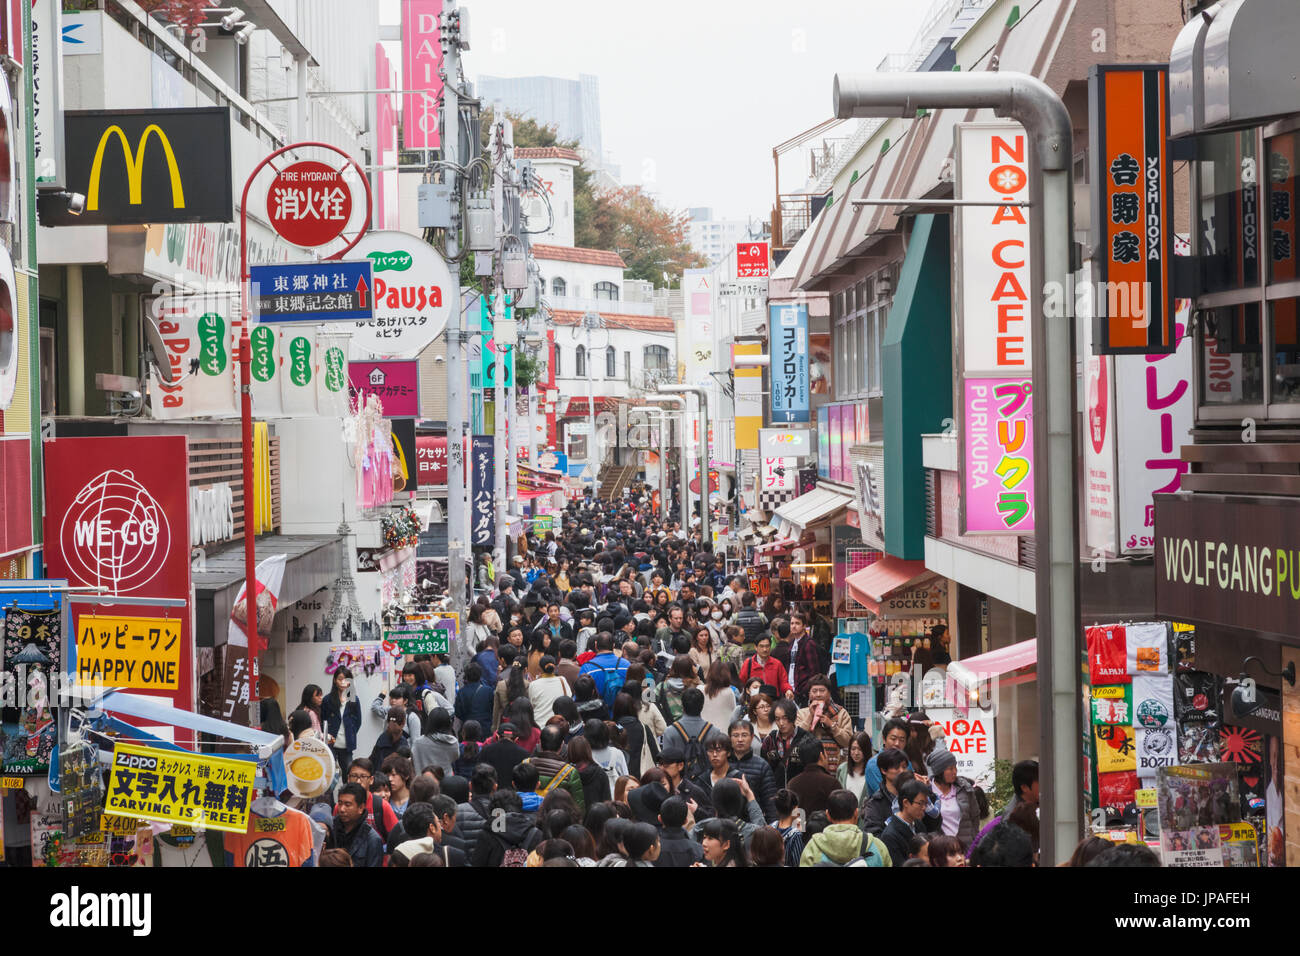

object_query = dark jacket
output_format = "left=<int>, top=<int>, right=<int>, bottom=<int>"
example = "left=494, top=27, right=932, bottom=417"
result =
left=786, top=763, right=840, bottom=817
left=331, top=817, right=385, bottom=868
left=455, top=681, right=494, bottom=728
left=469, top=810, right=542, bottom=867
left=729, top=749, right=779, bottom=822
left=320, top=693, right=361, bottom=755
left=455, top=795, right=493, bottom=858
left=576, top=761, right=612, bottom=808
left=615, top=716, right=646, bottom=777
left=878, top=813, right=919, bottom=867
left=478, top=738, right=529, bottom=783
left=860, top=787, right=896, bottom=836
left=655, top=825, right=704, bottom=867
left=368, top=729, right=409, bottom=770
left=760, top=726, right=812, bottom=789
left=788, top=634, right=823, bottom=700
left=734, top=608, right=766, bottom=644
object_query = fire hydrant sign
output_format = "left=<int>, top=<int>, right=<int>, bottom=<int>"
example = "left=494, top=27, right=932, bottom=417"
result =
left=104, top=743, right=256, bottom=833
left=73, top=615, right=182, bottom=690
left=267, top=160, right=354, bottom=248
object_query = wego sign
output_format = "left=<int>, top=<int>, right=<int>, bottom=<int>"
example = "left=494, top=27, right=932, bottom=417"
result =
left=59, top=469, right=171, bottom=594
left=48, top=108, right=234, bottom=226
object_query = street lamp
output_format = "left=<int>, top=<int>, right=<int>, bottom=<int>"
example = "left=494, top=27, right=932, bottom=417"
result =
left=834, top=69, right=1079, bottom=863
left=580, top=311, right=605, bottom=484
left=644, top=394, right=688, bottom=533
left=657, top=384, right=711, bottom=548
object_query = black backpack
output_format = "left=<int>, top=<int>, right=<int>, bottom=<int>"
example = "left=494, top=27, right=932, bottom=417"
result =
left=736, top=609, right=766, bottom=643
left=674, top=720, right=714, bottom=779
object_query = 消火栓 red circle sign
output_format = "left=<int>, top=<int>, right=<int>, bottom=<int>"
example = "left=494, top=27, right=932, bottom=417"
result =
left=267, top=160, right=354, bottom=247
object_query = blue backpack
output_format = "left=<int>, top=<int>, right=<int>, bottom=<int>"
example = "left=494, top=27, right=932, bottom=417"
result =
left=595, top=660, right=626, bottom=709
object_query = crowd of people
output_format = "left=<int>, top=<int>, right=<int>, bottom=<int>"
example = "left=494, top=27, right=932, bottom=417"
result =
left=271, top=487, right=1158, bottom=868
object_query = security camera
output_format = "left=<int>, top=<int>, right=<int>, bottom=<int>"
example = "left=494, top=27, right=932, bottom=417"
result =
left=220, top=8, right=245, bottom=31
left=65, top=191, right=86, bottom=216
left=234, top=21, right=255, bottom=44
left=434, top=355, right=446, bottom=364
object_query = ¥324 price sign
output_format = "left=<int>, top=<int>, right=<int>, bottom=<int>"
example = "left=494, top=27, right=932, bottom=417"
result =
left=384, top=628, right=450, bottom=656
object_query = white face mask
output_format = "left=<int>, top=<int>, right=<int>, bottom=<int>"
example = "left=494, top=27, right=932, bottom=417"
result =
left=711, top=611, right=723, bottom=621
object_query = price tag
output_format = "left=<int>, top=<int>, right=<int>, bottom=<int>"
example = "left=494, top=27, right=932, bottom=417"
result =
left=0, top=776, right=25, bottom=790
left=1135, top=788, right=1158, bottom=809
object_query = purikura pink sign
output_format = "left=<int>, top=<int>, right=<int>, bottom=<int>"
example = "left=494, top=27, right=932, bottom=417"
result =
left=963, top=377, right=1034, bottom=534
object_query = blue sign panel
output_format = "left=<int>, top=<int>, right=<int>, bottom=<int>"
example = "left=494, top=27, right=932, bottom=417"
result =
left=251, top=260, right=374, bottom=324
left=770, top=304, right=810, bottom=423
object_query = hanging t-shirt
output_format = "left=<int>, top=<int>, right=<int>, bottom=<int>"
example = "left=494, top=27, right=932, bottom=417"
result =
left=1125, top=623, right=1169, bottom=675
left=1094, top=725, right=1137, bottom=773
left=1133, top=673, right=1176, bottom=729
left=153, top=829, right=225, bottom=868
left=224, top=808, right=315, bottom=867
left=1136, top=725, right=1179, bottom=778
left=1091, top=685, right=1133, bottom=725
left=1097, top=769, right=1139, bottom=809
left=1086, top=625, right=1129, bottom=685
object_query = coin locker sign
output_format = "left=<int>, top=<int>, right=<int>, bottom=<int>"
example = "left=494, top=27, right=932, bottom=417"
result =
left=105, top=743, right=256, bottom=833
left=74, top=615, right=182, bottom=690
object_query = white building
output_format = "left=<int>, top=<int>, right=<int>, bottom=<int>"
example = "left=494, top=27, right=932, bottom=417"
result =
left=688, top=207, right=757, bottom=267
left=518, top=147, right=580, bottom=247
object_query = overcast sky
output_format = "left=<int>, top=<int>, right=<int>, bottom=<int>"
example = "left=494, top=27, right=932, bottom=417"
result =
left=379, top=1, right=934, bottom=224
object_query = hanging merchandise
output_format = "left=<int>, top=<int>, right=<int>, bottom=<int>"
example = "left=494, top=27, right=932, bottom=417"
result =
left=1218, top=725, right=1263, bottom=765
left=1094, top=724, right=1137, bottom=773
left=1172, top=623, right=1196, bottom=672
left=1137, top=725, right=1180, bottom=778
left=1133, top=673, right=1175, bottom=730
left=218, top=554, right=288, bottom=726
left=1125, top=621, right=1170, bottom=675
left=1090, top=685, right=1133, bottom=725
left=352, top=395, right=396, bottom=510
left=1156, top=763, right=1243, bottom=867
left=1085, top=624, right=1129, bottom=684
left=1097, top=769, right=1140, bottom=810
left=2, top=605, right=61, bottom=774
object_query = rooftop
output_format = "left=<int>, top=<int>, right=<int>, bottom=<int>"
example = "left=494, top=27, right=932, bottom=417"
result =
left=531, top=244, right=627, bottom=268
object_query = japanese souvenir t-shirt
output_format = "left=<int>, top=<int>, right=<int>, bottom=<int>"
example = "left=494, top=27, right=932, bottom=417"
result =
left=224, top=807, right=314, bottom=867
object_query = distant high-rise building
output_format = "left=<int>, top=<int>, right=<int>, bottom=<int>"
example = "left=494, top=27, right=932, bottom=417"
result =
left=687, top=208, right=756, bottom=267
left=477, top=73, right=604, bottom=164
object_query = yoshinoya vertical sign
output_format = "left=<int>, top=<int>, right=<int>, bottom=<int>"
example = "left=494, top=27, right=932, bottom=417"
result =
left=401, top=0, right=443, bottom=151
left=42, top=436, right=195, bottom=730
left=770, top=304, right=810, bottom=424
left=1089, top=64, right=1175, bottom=354
left=956, top=123, right=1033, bottom=535
left=470, top=435, right=494, bottom=546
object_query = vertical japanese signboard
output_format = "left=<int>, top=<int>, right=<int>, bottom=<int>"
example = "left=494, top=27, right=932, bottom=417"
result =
left=43, top=436, right=194, bottom=733
left=1089, top=65, right=1174, bottom=353
left=470, top=435, right=494, bottom=546
left=956, top=123, right=1034, bottom=535
left=770, top=303, right=810, bottom=424
left=1269, top=131, right=1298, bottom=346
left=736, top=242, right=769, bottom=278
left=401, top=0, right=443, bottom=150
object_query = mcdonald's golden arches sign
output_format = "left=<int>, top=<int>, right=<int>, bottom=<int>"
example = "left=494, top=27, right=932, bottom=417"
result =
left=46, top=107, right=233, bottom=226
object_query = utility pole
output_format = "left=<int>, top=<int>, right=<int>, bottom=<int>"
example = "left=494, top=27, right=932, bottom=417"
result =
left=645, top=393, right=687, bottom=532
left=440, top=2, right=469, bottom=623
left=659, top=385, right=711, bottom=548
left=833, top=70, right=1079, bottom=863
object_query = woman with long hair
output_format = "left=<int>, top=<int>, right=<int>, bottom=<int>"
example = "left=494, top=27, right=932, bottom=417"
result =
left=320, top=667, right=360, bottom=769
left=837, top=731, right=874, bottom=800
left=506, top=697, right=540, bottom=753
left=745, top=693, right=777, bottom=749
left=689, top=625, right=715, bottom=677
left=297, top=684, right=324, bottom=735
left=700, top=659, right=738, bottom=730
left=611, top=692, right=647, bottom=777
left=697, top=818, right=750, bottom=868
left=567, top=736, right=612, bottom=808
left=561, top=823, right=599, bottom=867
left=622, top=663, right=665, bottom=772
left=613, top=774, right=640, bottom=805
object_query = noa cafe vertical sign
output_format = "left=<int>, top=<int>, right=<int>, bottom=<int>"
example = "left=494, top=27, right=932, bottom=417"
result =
left=957, top=122, right=1034, bottom=535
left=43, top=436, right=196, bottom=729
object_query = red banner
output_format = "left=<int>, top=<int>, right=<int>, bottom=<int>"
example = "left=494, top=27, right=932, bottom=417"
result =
left=43, top=436, right=195, bottom=732
left=416, top=434, right=448, bottom=485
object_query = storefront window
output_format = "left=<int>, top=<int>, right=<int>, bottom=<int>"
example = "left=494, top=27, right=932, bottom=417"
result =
left=1202, top=304, right=1264, bottom=405
left=1197, top=130, right=1259, bottom=294
left=1270, top=299, right=1300, bottom=402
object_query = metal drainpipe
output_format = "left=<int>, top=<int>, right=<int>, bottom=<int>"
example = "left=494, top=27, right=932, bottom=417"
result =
left=833, top=70, right=1079, bottom=864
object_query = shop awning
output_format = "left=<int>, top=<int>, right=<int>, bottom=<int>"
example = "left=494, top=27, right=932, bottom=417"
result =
left=754, top=536, right=799, bottom=558
left=772, top=486, right=854, bottom=536
left=845, top=556, right=932, bottom=614
left=946, top=639, right=1038, bottom=694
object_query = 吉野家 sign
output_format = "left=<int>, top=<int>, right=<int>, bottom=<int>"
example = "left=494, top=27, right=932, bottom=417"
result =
left=769, top=304, right=810, bottom=423
left=45, top=107, right=233, bottom=226
left=1088, top=64, right=1175, bottom=354
left=251, top=260, right=375, bottom=325
left=73, top=614, right=182, bottom=690
left=267, top=160, right=355, bottom=248
left=104, top=743, right=257, bottom=834
left=384, top=628, right=450, bottom=655
left=759, top=427, right=812, bottom=459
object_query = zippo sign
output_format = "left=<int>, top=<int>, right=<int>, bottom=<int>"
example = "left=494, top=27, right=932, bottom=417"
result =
left=43, top=436, right=195, bottom=730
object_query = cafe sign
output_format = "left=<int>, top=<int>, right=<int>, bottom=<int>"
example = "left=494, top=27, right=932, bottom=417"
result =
left=1154, top=493, right=1300, bottom=639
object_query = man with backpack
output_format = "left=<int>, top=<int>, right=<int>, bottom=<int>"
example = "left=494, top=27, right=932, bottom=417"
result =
left=799, top=789, right=892, bottom=867
left=523, top=725, right=586, bottom=814
left=660, top=687, right=713, bottom=775
left=468, top=788, right=542, bottom=867
left=578, top=632, right=630, bottom=709
left=731, top=591, right=767, bottom=644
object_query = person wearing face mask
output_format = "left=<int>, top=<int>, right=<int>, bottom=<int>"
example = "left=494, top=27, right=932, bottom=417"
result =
left=703, top=602, right=727, bottom=646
